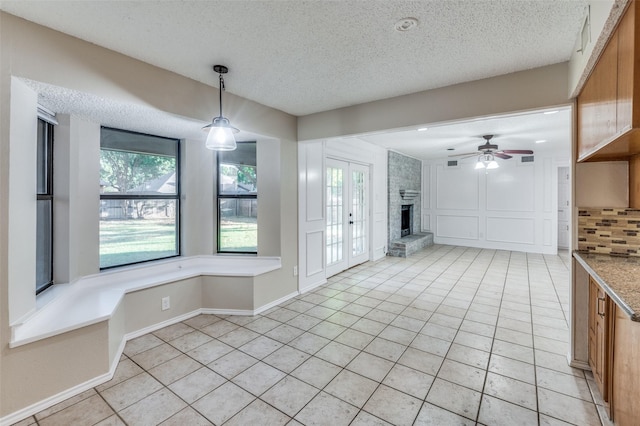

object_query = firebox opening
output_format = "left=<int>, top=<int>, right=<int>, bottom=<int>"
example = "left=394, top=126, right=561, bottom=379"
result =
left=401, top=204, right=413, bottom=237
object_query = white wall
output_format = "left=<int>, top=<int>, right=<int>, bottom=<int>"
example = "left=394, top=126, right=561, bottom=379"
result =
left=181, top=137, right=215, bottom=256
left=298, top=141, right=326, bottom=292
left=7, top=78, right=38, bottom=324
left=54, top=115, right=101, bottom=283
left=423, top=155, right=562, bottom=254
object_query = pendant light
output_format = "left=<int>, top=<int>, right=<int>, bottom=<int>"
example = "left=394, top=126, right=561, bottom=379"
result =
left=203, top=65, right=239, bottom=151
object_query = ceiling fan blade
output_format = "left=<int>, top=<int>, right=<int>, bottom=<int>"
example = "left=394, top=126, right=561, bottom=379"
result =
left=494, top=153, right=512, bottom=160
left=500, top=149, right=534, bottom=155
left=448, top=151, right=480, bottom=157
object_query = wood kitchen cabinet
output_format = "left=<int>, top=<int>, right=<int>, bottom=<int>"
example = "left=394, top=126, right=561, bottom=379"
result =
left=588, top=277, right=612, bottom=406
left=577, top=1, right=640, bottom=162
left=585, top=272, right=640, bottom=425
left=616, top=1, right=639, bottom=134
left=577, top=31, right=618, bottom=159
left=612, top=304, right=640, bottom=425
left=575, top=253, right=640, bottom=426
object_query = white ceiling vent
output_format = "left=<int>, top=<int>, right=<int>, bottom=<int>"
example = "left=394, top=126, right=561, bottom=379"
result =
left=521, top=155, right=535, bottom=163
left=447, top=160, right=458, bottom=167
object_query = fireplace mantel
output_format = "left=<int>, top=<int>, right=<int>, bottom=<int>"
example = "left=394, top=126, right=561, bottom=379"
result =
left=399, top=189, right=420, bottom=200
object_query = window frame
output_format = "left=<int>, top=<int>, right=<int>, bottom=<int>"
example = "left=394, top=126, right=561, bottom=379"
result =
left=99, top=127, right=181, bottom=270
left=216, top=141, right=258, bottom=254
left=36, top=118, right=55, bottom=294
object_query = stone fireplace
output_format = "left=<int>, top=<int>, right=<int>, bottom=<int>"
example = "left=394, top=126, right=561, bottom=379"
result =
left=387, top=151, right=433, bottom=257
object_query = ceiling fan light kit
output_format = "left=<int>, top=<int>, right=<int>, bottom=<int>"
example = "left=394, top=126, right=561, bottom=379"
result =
left=475, top=152, right=499, bottom=169
left=203, top=64, right=239, bottom=151
left=449, top=134, right=533, bottom=170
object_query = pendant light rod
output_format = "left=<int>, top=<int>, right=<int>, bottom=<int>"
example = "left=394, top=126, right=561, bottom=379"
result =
left=219, top=73, right=224, bottom=117
left=214, top=64, right=228, bottom=118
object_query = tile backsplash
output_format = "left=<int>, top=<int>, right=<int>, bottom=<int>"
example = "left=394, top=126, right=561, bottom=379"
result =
left=578, top=208, right=640, bottom=256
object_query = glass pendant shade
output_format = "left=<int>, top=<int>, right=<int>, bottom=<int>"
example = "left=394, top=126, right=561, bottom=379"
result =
left=203, top=116, right=239, bottom=151
left=476, top=153, right=499, bottom=170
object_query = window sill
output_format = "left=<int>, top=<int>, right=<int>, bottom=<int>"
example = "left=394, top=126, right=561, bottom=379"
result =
left=11, top=255, right=281, bottom=348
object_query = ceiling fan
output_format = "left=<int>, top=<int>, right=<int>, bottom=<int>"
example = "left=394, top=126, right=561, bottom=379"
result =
left=450, top=134, right=534, bottom=160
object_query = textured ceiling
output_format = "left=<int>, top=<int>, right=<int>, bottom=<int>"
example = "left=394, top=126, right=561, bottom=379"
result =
left=1, top=0, right=589, bottom=116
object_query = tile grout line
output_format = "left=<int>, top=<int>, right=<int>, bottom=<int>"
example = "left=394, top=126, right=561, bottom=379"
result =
left=471, top=249, right=511, bottom=424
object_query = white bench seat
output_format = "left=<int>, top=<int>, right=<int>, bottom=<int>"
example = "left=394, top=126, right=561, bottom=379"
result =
left=11, top=255, right=281, bottom=347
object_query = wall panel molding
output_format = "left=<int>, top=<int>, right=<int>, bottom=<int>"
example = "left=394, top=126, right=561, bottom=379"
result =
left=486, top=217, right=535, bottom=244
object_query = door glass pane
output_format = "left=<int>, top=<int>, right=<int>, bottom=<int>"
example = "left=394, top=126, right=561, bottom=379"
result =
left=219, top=198, right=258, bottom=252
left=36, top=199, right=52, bottom=292
left=326, top=166, right=343, bottom=265
left=352, top=170, right=367, bottom=256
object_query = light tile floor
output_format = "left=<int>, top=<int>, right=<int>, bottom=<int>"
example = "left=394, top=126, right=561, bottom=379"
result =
left=15, top=245, right=605, bottom=426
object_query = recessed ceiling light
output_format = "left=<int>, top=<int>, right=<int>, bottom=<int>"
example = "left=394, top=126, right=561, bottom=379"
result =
left=535, top=139, right=547, bottom=144
left=417, top=127, right=428, bottom=132
left=447, top=148, right=455, bottom=151
left=395, top=18, right=419, bottom=32
left=543, top=110, right=559, bottom=115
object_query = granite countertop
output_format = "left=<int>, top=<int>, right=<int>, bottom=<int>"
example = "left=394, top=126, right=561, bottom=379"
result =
left=574, top=251, right=640, bottom=321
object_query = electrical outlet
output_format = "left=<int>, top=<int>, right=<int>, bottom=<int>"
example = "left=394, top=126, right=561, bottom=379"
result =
left=161, top=296, right=170, bottom=311
left=293, top=266, right=298, bottom=276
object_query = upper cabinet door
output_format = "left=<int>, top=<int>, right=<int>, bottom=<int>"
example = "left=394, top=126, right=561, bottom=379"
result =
left=577, top=1, right=640, bottom=162
left=616, top=0, right=639, bottom=134
left=577, top=30, right=618, bottom=160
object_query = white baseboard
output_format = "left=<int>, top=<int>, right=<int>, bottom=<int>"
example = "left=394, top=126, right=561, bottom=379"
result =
left=201, top=291, right=300, bottom=317
left=0, top=370, right=112, bottom=426
left=124, top=310, right=202, bottom=341
left=567, top=356, right=591, bottom=371
left=372, top=247, right=386, bottom=261
left=254, top=291, right=299, bottom=315
left=299, top=278, right=327, bottom=294
left=201, top=308, right=254, bottom=316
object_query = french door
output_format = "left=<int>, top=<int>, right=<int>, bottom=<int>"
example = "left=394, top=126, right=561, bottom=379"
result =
left=326, top=159, right=370, bottom=277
